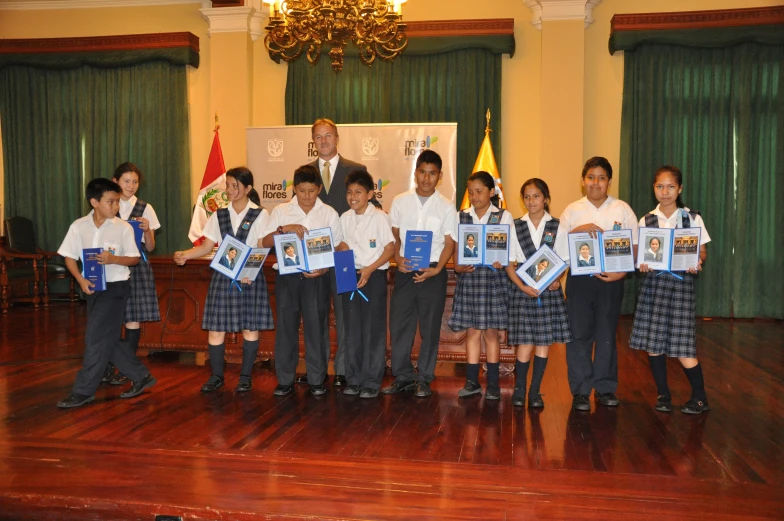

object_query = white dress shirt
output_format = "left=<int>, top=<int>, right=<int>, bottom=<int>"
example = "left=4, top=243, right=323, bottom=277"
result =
left=340, top=204, right=395, bottom=269
left=262, top=196, right=344, bottom=244
left=118, top=195, right=161, bottom=244
left=639, top=205, right=711, bottom=245
left=508, top=211, right=570, bottom=263
left=560, top=195, right=639, bottom=244
left=58, top=211, right=140, bottom=282
left=202, top=200, right=269, bottom=247
left=390, top=189, right=456, bottom=262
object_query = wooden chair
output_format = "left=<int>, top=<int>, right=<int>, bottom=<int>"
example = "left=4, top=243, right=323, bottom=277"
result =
left=0, top=216, right=76, bottom=313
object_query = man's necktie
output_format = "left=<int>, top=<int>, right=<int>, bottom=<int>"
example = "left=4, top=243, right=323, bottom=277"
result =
left=322, top=161, right=331, bottom=193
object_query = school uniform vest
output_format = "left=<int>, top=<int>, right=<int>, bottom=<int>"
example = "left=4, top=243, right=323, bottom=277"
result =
left=514, top=217, right=560, bottom=258
left=216, top=207, right=262, bottom=243
left=644, top=209, right=697, bottom=229
left=458, top=209, right=505, bottom=225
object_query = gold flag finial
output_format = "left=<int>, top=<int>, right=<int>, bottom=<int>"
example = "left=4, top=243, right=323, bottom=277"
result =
left=485, top=108, right=491, bottom=133
left=460, top=109, right=507, bottom=210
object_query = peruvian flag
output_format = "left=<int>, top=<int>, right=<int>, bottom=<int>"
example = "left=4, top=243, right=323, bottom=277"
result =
left=188, top=126, right=229, bottom=245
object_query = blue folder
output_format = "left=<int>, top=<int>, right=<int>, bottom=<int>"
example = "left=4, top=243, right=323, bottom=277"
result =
left=404, top=230, right=433, bottom=271
left=127, top=220, right=146, bottom=259
left=334, top=250, right=358, bottom=294
left=82, top=248, right=106, bottom=292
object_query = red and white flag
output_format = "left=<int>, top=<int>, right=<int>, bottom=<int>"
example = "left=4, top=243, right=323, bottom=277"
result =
left=188, top=126, right=229, bottom=245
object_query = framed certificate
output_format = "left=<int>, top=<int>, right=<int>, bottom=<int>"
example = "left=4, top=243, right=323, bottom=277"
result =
left=569, top=230, right=635, bottom=275
left=568, top=233, right=602, bottom=276
left=637, top=228, right=672, bottom=271
left=515, top=244, right=567, bottom=292
left=457, top=223, right=510, bottom=267
left=274, top=227, right=336, bottom=275
left=600, top=229, right=635, bottom=273
left=671, top=228, right=702, bottom=271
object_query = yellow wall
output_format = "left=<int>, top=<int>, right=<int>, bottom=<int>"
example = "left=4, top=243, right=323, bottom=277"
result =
left=0, top=0, right=779, bottom=222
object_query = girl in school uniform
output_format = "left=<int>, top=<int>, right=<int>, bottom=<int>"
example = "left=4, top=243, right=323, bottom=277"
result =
left=630, top=165, right=711, bottom=414
left=449, top=171, right=513, bottom=400
left=505, top=178, right=572, bottom=408
left=173, top=167, right=274, bottom=393
left=103, top=162, right=162, bottom=386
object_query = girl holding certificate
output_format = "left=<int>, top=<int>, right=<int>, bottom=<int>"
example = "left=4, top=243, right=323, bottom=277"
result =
left=450, top=171, right=513, bottom=400
left=505, top=178, right=571, bottom=408
left=630, top=166, right=711, bottom=414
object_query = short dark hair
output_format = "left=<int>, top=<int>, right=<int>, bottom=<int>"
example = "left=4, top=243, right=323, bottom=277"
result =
left=86, top=178, right=122, bottom=203
left=283, top=243, right=295, bottom=251
left=415, top=149, right=442, bottom=171
left=294, top=164, right=323, bottom=187
left=582, top=156, right=613, bottom=179
left=345, top=170, right=374, bottom=192
left=113, top=162, right=142, bottom=182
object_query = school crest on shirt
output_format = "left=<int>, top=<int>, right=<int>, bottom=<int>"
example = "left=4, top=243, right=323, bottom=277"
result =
left=489, top=214, right=501, bottom=224
left=543, top=231, right=554, bottom=245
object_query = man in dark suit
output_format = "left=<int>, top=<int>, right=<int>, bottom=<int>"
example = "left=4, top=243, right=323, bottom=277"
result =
left=303, top=118, right=369, bottom=388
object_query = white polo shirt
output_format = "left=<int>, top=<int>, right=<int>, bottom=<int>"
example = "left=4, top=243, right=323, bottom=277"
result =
left=202, top=200, right=269, bottom=247
left=509, top=211, right=570, bottom=263
left=560, top=195, right=639, bottom=244
left=262, top=196, right=344, bottom=244
left=390, top=189, right=456, bottom=262
left=58, top=211, right=140, bottom=282
left=118, top=195, right=161, bottom=244
left=340, top=205, right=395, bottom=269
left=639, top=205, right=711, bottom=245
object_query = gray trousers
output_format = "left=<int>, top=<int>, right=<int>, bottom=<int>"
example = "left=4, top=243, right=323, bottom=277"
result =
left=342, top=269, right=388, bottom=390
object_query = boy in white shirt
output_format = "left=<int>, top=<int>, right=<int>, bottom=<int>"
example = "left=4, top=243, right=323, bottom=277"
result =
left=339, top=170, right=395, bottom=399
left=56, top=178, right=155, bottom=408
left=381, top=150, right=457, bottom=398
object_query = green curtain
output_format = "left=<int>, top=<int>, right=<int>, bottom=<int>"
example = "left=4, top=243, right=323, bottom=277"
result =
left=285, top=48, right=502, bottom=207
left=0, top=61, right=191, bottom=254
left=620, top=43, right=784, bottom=318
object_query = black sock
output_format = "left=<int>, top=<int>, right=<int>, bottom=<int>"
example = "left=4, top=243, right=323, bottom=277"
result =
left=208, top=343, right=225, bottom=378
left=240, top=339, right=260, bottom=377
left=648, top=354, right=670, bottom=396
left=515, top=360, right=530, bottom=390
left=682, top=363, right=707, bottom=402
left=125, top=328, right=141, bottom=354
left=466, top=363, right=480, bottom=383
left=529, top=356, right=548, bottom=396
left=486, top=362, right=500, bottom=389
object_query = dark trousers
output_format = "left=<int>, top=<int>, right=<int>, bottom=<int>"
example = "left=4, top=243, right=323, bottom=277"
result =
left=72, top=281, right=149, bottom=397
left=342, top=269, right=388, bottom=390
left=274, top=272, right=330, bottom=386
left=323, top=268, right=346, bottom=375
left=565, top=274, right=625, bottom=395
left=389, top=267, right=447, bottom=383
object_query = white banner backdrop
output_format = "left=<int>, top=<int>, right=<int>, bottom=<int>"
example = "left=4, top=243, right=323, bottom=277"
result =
left=246, top=123, right=457, bottom=211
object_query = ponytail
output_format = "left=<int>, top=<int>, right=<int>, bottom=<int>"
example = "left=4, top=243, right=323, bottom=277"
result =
left=248, top=188, right=261, bottom=206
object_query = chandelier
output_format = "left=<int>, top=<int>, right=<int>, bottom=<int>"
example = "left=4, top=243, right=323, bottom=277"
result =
left=263, top=1, right=409, bottom=72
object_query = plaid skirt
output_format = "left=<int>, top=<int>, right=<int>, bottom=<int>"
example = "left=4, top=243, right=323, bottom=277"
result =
left=507, top=281, right=572, bottom=346
left=630, top=272, right=696, bottom=358
left=448, top=266, right=508, bottom=331
left=124, top=259, right=161, bottom=323
left=202, top=271, right=274, bottom=332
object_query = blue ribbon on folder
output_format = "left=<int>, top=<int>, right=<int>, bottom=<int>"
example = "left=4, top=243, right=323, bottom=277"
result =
left=656, top=270, right=684, bottom=281
left=350, top=290, right=369, bottom=302
left=231, top=279, right=243, bottom=292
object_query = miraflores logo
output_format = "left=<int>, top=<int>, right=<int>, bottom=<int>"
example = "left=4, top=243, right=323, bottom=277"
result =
left=307, top=141, right=319, bottom=158
left=362, top=137, right=380, bottom=159
left=374, top=178, right=390, bottom=201
left=267, top=139, right=284, bottom=162
left=404, top=135, right=439, bottom=158
left=262, top=179, right=292, bottom=200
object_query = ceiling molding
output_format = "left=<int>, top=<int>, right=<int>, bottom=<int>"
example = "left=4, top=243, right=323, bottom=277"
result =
left=0, top=0, right=199, bottom=10
left=0, top=32, right=199, bottom=53
left=405, top=19, right=515, bottom=38
left=524, top=0, right=602, bottom=31
left=610, top=6, right=784, bottom=32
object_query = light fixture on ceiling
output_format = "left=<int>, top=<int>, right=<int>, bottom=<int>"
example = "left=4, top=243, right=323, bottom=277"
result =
left=263, top=1, right=409, bottom=72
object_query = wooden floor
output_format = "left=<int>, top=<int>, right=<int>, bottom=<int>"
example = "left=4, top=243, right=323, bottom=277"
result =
left=0, top=304, right=783, bottom=520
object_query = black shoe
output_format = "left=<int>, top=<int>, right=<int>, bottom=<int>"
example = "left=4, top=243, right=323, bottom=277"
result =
left=201, top=374, right=224, bottom=393
left=273, top=384, right=294, bottom=396
left=109, top=374, right=129, bottom=386
left=295, top=374, right=309, bottom=385
left=236, top=375, right=252, bottom=393
left=120, top=374, right=157, bottom=399
left=359, top=388, right=379, bottom=399
left=681, top=398, right=710, bottom=415
left=485, top=385, right=501, bottom=401
left=333, top=375, right=347, bottom=387
left=310, top=384, right=327, bottom=396
left=380, top=380, right=416, bottom=395
left=572, top=394, right=591, bottom=411
left=414, top=382, right=432, bottom=398
left=528, top=392, right=545, bottom=409
left=57, top=393, right=95, bottom=409
left=512, top=388, right=526, bottom=407
left=596, top=392, right=620, bottom=407
left=343, top=384, right=361, bottom=396
left=457, top=380, right=482, bottom=398
left=655, top=394, right=672, bottom=412
left=101, top=363, right=116, bottom=383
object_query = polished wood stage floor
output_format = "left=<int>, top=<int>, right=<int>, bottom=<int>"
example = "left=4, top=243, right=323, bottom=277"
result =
left=1, top=304, right=782, bottom=520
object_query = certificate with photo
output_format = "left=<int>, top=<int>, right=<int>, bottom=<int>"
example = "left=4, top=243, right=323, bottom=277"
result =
left=671, top=227, right=702, bottom=271
left=568, top=233, right=602, bottom=276
left=456, top=224, right=510, bottom=267
left=209, top=236, right=257, bottom=281
left=237, top=248, right=271, bottom=282
left=274, top=227, right=336, bottom=275
left=637, top=227, right=672, bottom=271
left=600, top=229, right=635, bottom=273
left=515, top=244, right=567, bottom=292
